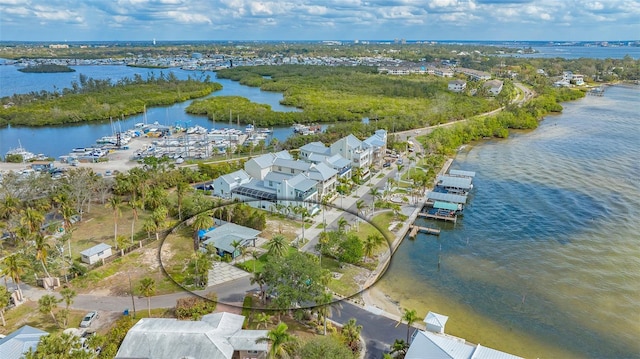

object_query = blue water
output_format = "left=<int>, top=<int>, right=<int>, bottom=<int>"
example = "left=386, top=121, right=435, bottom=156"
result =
left=0, top=64, right=300, bottom=158
left=378, top=85, right=640, bottom=358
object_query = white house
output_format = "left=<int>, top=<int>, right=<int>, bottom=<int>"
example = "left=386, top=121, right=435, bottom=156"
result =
left=405, top=311, right=523, bottom=359
left=448, top=79, right=467, bottom=92
left=213, top=169, right=251, bottom=198
left=244, top=151, right=292, bottom=180
left=115, top=312, right=268, bottom=359
left=80, top=243, right=112, bottom=265
left=331, top=134, right=372, bottom=178
left=483, top=79, right=504, bottom=96
left=362, top=129, right=388, bottom=167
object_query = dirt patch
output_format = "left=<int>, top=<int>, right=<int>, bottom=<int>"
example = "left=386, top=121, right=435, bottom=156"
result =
left=261, top=217, right=300, bottom=243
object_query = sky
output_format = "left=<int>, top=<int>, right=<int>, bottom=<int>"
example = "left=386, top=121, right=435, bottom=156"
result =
left=0, top=0, right=639, bottom=42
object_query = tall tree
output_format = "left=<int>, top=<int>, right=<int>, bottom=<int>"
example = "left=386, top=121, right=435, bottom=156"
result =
left=105, top=196, right=122, bottom=245
left=0, top=286, right=10, bottom=326
left=138, top=277, right=156, bottom=317
left=362, top=233, right=385, bottom=261
left=192, top=212, right=214, bottom=251
left=38, top=294, right=61, bottom=327
left=256, top=322, right=297, bottom=359
left=369, top=187, right=381, bottom=216
left=397, top=308, right=419, bottom=343
left=128, top=198, right=142, bottom=244
left=355, top=200, right=367, bottom=231
left=175, top=181, right=191, bottom=221
left=33, top=233, right=52, bottom=278
left=2, top=254, right=27, bottom=291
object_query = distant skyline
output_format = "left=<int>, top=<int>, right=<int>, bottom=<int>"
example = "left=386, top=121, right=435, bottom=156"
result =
left=1, top=1, right=638, bottom=42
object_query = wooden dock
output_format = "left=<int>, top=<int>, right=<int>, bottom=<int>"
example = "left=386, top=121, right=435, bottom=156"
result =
left=409, top=225, right=441, bottom=238
left=417, top=212, right=457, bottom=223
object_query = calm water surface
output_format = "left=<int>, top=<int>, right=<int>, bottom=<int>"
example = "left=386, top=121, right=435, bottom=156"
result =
left=0, top=64, right=300, bottom=157
left=377, top=85, right=640, bottom=358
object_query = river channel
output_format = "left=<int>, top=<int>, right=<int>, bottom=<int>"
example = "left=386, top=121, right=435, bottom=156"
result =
left=0, top=63, right=301, bottom=158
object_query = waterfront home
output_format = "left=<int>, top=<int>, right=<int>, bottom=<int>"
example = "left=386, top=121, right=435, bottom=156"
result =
left=406, top=312, right=523, bottom=359
left=362, top=129, right=388, bottom=167
left=244, top=151, right=292, bottom=180
left=80, top=243, right=112, bottom=265
left=330, top=134, right=372, bottom=178
left=213, top=169, right=251, bottom=198
left=483, top=79, right=504, bottom=96
left=0, top=325, right=48, bottom=359
left=115, top=312, right=268, bottom=359
left=200, top=223, right=261, bottom=259
left=448, top=79, right=467, bottom=92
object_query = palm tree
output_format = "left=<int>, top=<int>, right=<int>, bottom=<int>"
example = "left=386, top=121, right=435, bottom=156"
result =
left=138, top=277, right=156, bottom=317
left=315, top=291, right=334, bottom=335
left=175, top=181, right=191, bottom=221
left=33, top=233, right=51, bottom=278
left=150, top=206, right=168, bottom=242
left=341, top=318, right=363, bottom=354
left=337, top=217, right=348, bottom=233
left=20, top=207, right=45, bottom=234
left=0, top=286, right=10, bottom=326
left=355, top=200, right=367, bottom=231
left=60, top=287, right=76, bottom=309
left=230, top=239, right=243, bottom=260
left=256, top=322, right=297, bottom=359
left=389, top=338, right=409, bottom=358
left=266, top=234, right=287, bottom=258
left=192, top=212, right=214, bottom=251
left=397, top=308, right=419, bottom=343
left=250, top=271, right=267, bottom=304
left=369, top=187, right=381, bottom=216
left=363, top=233, right=384, bottom=261
left=128, top=198, right=142, bottom=243
left=1, top=254, right=26, bottom=292
left=105, top=196, right=122, bottom=245
left=255, top=312, right=272, bottom=329
left=38, top=294, right=61, bottom=327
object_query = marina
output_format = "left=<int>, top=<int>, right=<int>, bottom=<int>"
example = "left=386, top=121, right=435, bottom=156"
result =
left=418, top=169, right=476, bottom=223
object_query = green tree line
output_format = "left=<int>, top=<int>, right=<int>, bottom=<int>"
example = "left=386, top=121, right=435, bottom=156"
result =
left=0, top=72, right=221, bottom=127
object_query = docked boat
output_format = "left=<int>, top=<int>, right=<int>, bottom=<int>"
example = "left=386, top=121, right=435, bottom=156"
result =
left=5, top=141, right=36, bottom=162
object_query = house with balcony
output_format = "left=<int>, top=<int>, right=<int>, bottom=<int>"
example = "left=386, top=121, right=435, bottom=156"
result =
left=299, top=141, right=330, bottom=161
left=330, top=134, right=372, bottom=179
left=362, top=129, right=388, bottom=167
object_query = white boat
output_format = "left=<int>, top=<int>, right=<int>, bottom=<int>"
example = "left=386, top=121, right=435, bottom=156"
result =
left=5, top=141, right=36, bottom=162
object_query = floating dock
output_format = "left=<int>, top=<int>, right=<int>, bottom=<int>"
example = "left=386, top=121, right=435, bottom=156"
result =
left=409, top=225, right=441, bottom=238
left=417, top=211, right=457, bottom=223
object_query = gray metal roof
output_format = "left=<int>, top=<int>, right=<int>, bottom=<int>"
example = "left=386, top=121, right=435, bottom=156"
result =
left=202, top=223, right=262, bottom=253
left=406, top=330, right=523, bottom=359
left=80, top=243, right=112, bottom=257
left=219, top=169, right=251, bottom=185
left=115, top=313, right=267, bottom=359
left=273, top=158, right=311, bottom=171
left=325, top=154, right=351, bottom=168
left=287, top=173, right=317, bottom=192
left=300, top=141, right=330, bottom=155
left=437, top=175, right=473, bottom=190
left=308, top=162, right=337, bottom=181
left=449, top=169, right=476, bottom=178
left=345, top=134, right=363, bottom=148
left=427, top=192, right=467, bottom=204
left=264, top=171, right=292, bottom=183
left=248, top=153, right=276, bottom=169
left=0, top=325, right=48, bottom=359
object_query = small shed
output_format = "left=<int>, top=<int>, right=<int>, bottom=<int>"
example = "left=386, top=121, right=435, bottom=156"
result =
left=80, top=243, right=112, bottom=265
left=424, top=312, right=448, bottom=334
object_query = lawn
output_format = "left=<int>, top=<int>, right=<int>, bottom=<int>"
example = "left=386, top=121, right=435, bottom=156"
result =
left=0, top=301, right=86, bottom=336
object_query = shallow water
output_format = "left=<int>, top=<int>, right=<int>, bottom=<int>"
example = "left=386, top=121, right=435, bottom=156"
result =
left=377, top=85, right=640, bottom=358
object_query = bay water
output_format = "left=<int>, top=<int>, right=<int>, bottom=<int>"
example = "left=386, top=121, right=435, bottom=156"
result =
left=0, top=64, right=300, bottom=158
left=376, top=85, right=640, bottom=358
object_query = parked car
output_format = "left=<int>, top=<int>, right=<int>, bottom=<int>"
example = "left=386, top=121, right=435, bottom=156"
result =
left=80, top=311, right=99, bottom=328
left=383, top=162, right=391, bottom=168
